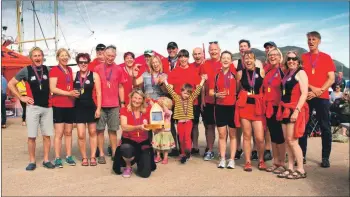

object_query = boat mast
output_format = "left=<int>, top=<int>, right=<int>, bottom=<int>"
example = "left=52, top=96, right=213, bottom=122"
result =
left=16, top=0, right=23, bottom=53
left=54, top=0, right=58, bottom=52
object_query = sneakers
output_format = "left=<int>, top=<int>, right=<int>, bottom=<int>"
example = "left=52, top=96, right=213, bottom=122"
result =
left=227, top=159, right=235, bottom=169
left=203, top=147, right=209, bottom=157
left=122, top=167, right=132, bottom=178
left=204, top=151, right=214, bottom=161
left=191, top=148, right=200, bottom=155
left=251, top=151, right=258, bottom=161
left=218, top=159, right=226, bottom=168
left=107, top=146, right=112, bottom=156
left=42, top=161, right=55, bottom=169
left=234, top=149, right=243, bottom=160
left=180, top=155, right=188, bottom=164
left=321, top=158, right=330, bottom=168
left=244, top=162, right=252, bottom=172
left=25, top=163, right=36, bottom=171
left=65, top=156, right=76, bottom=166
left=168, top=149, right=180, bottom=157
left=258, top=160, right=267, bottom=170
left=264, top=150, right=273, bottom=161
left=54, top=158, right=63, bottom=168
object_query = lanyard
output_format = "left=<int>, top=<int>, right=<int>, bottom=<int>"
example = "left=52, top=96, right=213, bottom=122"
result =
left=223, top=70, right=231, bottom=89
left=282, top=69, right=297, bottom=94
left=151, top=72, right=161, bottom=86
left=57, top=65, right=71, bottom=84
left=309, top=52, right=319, bottom=74
left=78, top=71, right=90, bottom=89
left=245, top=68, right=256, bottom=91
left=104, top=64, right=114, bottom=82
left=267, top=68, right=280, bottom=86
left=132, top=111, right=143, bottom=137
left=31, top=65, right=43, bottom=90
left=181, top=99, right=189, bottom=116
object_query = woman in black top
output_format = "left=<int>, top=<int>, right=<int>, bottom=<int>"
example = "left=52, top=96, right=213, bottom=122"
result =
left=74, top=53, right=102, bottom=166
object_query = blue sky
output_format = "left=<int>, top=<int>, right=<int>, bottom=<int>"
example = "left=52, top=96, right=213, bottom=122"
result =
left=1, top=1, right=349, bottom=67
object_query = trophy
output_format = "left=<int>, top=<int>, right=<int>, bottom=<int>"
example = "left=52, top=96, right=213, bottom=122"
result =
left=144, top=102, right=171, bottom=130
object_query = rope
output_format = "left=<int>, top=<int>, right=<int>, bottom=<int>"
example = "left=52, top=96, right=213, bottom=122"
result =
left=75, top=1, right=94, bottom=34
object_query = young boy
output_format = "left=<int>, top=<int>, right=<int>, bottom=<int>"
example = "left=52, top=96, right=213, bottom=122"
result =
left=164, top=74, right=207, bottom=163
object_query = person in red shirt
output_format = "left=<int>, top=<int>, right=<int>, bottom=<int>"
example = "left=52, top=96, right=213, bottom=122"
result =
left=112, top=89, right=156, bottom=178
left=235, top=51, right=267, bottom=172
left=49, top=48, right=80, bottom=168
left=161, top=42, right=180, bottom=74
left=263, top=48, right=286, bottom=173
left=276, top=51, right=308, bottom=179
left=262, top=41, right=277, bottom=73
left=189, top=47, right=205, bottom=155
left=299, top=31, right=335, bottom=168
left=200, top=41, right=222, bottom=161
left=88, top=44, right=105, bottom=72
left=165, top=49, right=201, bottom=156
left=94, top=45, right=126, bottom=164
left=209, top=50, right=237, bottom=169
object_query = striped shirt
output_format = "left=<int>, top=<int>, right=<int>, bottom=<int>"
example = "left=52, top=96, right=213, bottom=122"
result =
left=166, top=84, right=202, bottom=120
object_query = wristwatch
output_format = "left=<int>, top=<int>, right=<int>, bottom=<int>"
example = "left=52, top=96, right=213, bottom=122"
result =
left=295, top=107, right=301, bottom=113
left=120, top=101, right=125, bottom=105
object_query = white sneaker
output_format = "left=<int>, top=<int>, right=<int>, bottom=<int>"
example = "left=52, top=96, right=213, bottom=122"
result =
left=227, top=159, right=235, bottom=169
left=217, top=159, right=226, bottom=168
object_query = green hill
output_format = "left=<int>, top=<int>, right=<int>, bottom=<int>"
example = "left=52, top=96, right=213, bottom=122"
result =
left=232, top=46, right=349, bottom=79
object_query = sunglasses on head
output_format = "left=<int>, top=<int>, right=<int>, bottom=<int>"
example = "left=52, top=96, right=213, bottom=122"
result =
left=209, top=41, right=218, bottom=44
left=78, top=61, right=89, bottom=65
left=144, top=50, right=153, bottom=53
left=287, top=57, right=298, bottom=61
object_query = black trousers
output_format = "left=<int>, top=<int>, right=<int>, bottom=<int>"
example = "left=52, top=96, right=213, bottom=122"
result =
left=20, top=101, right=26, bottom=122
left=299, top=98, right=332, bottom=159
left=1, top=93, right=6, bottom=125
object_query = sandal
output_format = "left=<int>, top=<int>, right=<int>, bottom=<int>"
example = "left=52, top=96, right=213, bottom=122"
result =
left=266, top=164, right=280, bottom=172
left=286, top=170, right=307, bottom=179
left=277, top=169, right=293, bottom=178
left=89, top=157, right=97, bottom=166
left=273, top=166, right=287, bottom=174
left=81, top=158, right=89, bottom=166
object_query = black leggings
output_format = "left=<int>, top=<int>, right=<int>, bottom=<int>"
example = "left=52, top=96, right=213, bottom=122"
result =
left=266, top=106, right=285, bottom=144
left=120, top=143, right=152, bottom=178
left=20, top=101, right=26, bottom=122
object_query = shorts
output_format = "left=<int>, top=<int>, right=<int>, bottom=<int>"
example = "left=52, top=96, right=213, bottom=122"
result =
left=203, top=103, right=215, bottom=125
left=53, top=107, right=75, bottom=124
left=26, top=105, right=54, bottom=138
left=96, top=107, right=120, bottom=132
left=75, top=106, right=97, bottom=123
left=215, top=105, right=236, bottom=128
left=281, top=107, right=294, bottom=124
left=193, top=105, right=201, bottom=125
left=239, top=103, right=264, bottom=121
left=266, top=106, right=284, bottom=144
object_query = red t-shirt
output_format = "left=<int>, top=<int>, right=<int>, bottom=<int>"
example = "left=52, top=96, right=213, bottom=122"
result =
left=199, top=59, right=223, bottom=104
left=94, top=63, right=126, bottom=107
left=262, top=67, right=283, bottom=106
left=161, top=57, right=180, bottom=74
left=120, top=107, right=150, bottom=143
left=168, top=65, right=201, bottom=105
left=189, top=62, right=203, bottom=75
left=209, top=70, right=237, bottom=105
left=88, top=58, right=103, bottom=72
left=49, top=66, right=75, bottom=108
left=302, top=52, right=336, bottom=99
left=120, top=65, right=145, bottom=105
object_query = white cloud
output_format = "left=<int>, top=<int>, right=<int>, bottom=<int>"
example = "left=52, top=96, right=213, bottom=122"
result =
left=1, top=1, right=349, bottom=68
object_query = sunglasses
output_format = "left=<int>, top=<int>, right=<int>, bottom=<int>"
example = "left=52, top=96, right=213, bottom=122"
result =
left=287, top=57, right=298, bottom=61
left=96, top=48, right=105, bottom=51
left=167, top=47, right=176, bottom=50
left=78, top=61, right=89, bottom=65
left=209, top=41, right=218, bottom=44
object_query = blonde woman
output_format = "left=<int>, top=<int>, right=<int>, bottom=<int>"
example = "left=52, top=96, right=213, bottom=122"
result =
left=133, top=55, right=168, bottom=100
left=49, top=48, right=80, bottom=168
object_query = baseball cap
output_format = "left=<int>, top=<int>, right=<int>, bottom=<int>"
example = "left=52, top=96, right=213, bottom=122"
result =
left=96, top=44, right=106, bottom=51
left=263, top=41, right=277, bottom=48
left=144, top=49, right=154, bottom=56
left=167, top=42, right=178, bottom=49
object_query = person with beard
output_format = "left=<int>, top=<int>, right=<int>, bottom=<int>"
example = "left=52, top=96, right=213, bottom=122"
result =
left=233, top=39, right=265, bottom=161
left=7, top=47, right=55, bottom=170
left=189, top=47, right=205, bottom=155
left=299, top=31, right=335, bottom=168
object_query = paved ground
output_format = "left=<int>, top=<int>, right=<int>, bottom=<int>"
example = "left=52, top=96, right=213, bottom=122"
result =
left=2, top=118, right=349, bottom=196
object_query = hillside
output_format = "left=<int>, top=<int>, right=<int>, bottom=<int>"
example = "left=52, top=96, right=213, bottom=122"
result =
left=232, top=46, right=349, bottom=79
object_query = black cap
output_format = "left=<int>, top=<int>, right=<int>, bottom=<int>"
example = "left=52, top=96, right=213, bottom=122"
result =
left=96, top=44, right=106, bottom=51
left=167, top=42, right=178, bottom=49
left=263, top=41, right=277, bottom=48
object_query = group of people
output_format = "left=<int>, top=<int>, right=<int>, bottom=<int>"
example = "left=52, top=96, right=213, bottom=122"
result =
left=4, top=30, right=339, bottom=179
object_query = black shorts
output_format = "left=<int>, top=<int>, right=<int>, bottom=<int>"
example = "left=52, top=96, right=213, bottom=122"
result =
left=281, top=106, right=294, bottom=124
left=203, top=103, right=215, bottom=125
left=267, top=106, right=284, bottom=144
left=215, top=105, right=236, bottom=128
left=53, top=107, right=75, bottom=124
left=75, top=106, right=97, bottom=123
left=193, top=105, right=201, bottom=125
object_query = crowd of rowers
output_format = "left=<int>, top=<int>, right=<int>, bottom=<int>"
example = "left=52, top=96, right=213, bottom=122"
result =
left=6, top=30, right=336, bottom=179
